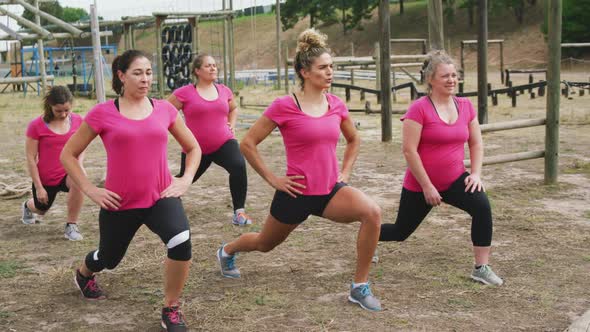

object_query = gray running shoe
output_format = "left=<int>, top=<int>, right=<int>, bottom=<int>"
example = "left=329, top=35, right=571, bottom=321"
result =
left=232, top=211, right=252, bottom=226
left=64, top=223, right=84, bottom=241
left=470, top=264, right=503, bottom=286
left=21, top=200, right=35, bottom=225
left=348, top=283, right=382, bottom=312
left=216, top=245, right=240, bottom=278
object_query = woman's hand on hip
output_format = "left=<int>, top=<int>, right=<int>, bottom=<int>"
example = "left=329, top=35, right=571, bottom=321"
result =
left=271, top=175, right=306, bottom=198
left=464, top=173, right=485, bottom=193
left=161, top=177, right=192, bottom=198
left=87, top=187, right=121, bottom=210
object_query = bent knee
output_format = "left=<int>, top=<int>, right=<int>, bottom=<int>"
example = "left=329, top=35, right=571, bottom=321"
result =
left=361, top=202, right=382, bottom=226
left=167, top=231, right=192, bottom=261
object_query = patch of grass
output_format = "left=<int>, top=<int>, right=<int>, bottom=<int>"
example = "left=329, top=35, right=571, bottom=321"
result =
left=0, top=261, right=22, bottom=278
left=584, top=211, right=590, bottom=220
left=563, top=160, right=590, bottom=175
left=582, top=255, right=590, bottom=262
left=0, top=310, right=11, bottom=319
left=255, top=294, right=266, bottom=306
left=447, top=297, right=475, bottom=309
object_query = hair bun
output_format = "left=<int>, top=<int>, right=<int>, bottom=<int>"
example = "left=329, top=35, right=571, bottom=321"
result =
left=296, top=28, right=327, bottom=53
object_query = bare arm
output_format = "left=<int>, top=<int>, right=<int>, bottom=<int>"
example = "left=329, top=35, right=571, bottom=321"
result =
left=465, top=118, right=485, bottom=192
left=339, top=117, right=360, bottom=183
left=24, top=137, right=43, bottom=191
left=166, top=94, right=183, bottom=110
left=160, top=116, right=202, bottom=198
left=227, top=99, right=239, bottom=132
left=240, top=115, right=305, bottom=197
left=60, top=122, right=121, bottom=209
left=402, top=119, right=442, bottom=206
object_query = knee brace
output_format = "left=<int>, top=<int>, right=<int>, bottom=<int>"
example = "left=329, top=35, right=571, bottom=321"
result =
left=166, top=230, right=192, bottom=261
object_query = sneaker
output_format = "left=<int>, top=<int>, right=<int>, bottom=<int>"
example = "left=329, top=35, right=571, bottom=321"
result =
left=64, top=223, right=84, bottom=241
left=21, top=200, right=35, bottom=225
left=470, top=264, right=504, bottom=286
left=161, top=306, right=187, bottom=332
left=348, top=283, right=382, bottom=312
left=232, top=211, right=252, bottom=226
left=74, top=269, right=106, bottom=300
left=371, top=249, right=379, bottom=264
left=216, top=245, right=240, bottom=278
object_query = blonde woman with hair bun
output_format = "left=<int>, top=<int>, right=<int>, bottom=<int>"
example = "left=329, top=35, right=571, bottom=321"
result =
left=216, top=28, right=383, bottom=312
left=379, top=50, right=503, bottom=286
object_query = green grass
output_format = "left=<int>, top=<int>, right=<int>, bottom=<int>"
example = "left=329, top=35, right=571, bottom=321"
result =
left=0, top=261, right=22, bottom=279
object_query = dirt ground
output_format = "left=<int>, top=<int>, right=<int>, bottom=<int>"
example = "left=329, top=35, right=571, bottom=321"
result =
left=0, top=72, right=589, bottom=332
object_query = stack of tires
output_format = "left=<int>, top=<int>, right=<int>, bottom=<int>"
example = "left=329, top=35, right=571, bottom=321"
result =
left=161, top=25, right=193, bottom=90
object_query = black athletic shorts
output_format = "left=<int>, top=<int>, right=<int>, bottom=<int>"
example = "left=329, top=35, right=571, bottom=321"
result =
left=32, top=175, right=69, bottom=211
left=270, top=182, right=347, bottom=225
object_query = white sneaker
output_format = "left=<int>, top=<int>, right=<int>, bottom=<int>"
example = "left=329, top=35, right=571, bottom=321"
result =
left=471, top=264, right=503, bottom=286
left=64, top=223, right=83, bottom=241
left=21, top=201, right=35, bottom=225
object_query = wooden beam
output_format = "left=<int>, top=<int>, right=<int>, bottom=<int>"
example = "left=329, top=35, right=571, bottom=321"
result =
left=0, top=22, right=23, bottom=40
left=379, top=0, right=392, bottom=142
left=0, top=6, right=52, bottom=38
left=479, top=118, right=546, bottom=133
left=464, top=150, right=545, bottom=167
left=427, top=0, right=444, bottom=50
left=0, top=75, right=54, bottom=84
left=477, top=0, right=488, bottom=124
left=14, top=0, right=84, bottom=36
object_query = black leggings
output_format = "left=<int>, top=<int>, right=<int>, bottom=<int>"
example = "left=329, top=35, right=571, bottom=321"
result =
left=177, top=139, right=247, bottom=211
left=85, top=198, right=191, bottom=273
left=380, top=172, right=493, bottom=247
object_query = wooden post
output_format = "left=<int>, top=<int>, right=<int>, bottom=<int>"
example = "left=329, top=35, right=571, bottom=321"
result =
left=505, top=69, right=510, bottom=87
left=427, top=0, right=444, bottom=50
left=130, top=25, right=136, bottom=49
left=350, top=69, right=355, bottom=85
left=123, top=23, right=131, bottom=50
left=374, top=42, right=380, bottom=91
left=276, top=0, right=281, bottom=90
left=345, top=87, right=351, bottom=102
left=156, top=16, right=165, bottom=98
left=222, top=0, right=228, bottom=85
left=229, top=0, right=236, bottom=90
left=545, top=0, right=561, bottom=184
left=284, top=45, right=289, bottom=94
left=477, top=0, right=488, bottom=124
left=500, top=41, right=505, bottom=84
left=379, top=0, right=392, bottom=142
left=90, top=4, right=105, bottom=103
left=189, top=16, right=199, bottom=56
left=34, top=0, right=47, bottom=96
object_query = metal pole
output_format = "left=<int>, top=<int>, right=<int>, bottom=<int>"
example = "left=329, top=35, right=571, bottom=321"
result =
left=477, top=0, right=488, bottom=124
left=90, top=4, right=105, bottom=103
left=427, top=0, right=444, bottom=50
left=545, top=0, right=561, bottom=184
left=379, top=0, right=392, bottom=142
left=276, top=0, right=281, bottom=89
left=34, top=0, right=47, bottom=96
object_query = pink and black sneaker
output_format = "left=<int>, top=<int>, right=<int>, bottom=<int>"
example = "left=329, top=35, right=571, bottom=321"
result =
left=74, top=269, right=106, bottom=300
left=161, top=305, right=187, bottom=331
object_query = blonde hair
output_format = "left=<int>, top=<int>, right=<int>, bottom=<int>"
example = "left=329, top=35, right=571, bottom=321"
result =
left=294, top=28, right=330, bottom=89
left=423, top=50, right=458, bottom=94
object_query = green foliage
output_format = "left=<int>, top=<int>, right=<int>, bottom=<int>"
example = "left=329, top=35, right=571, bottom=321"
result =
left=0, top=261, right=21, bottom=278
left=21, top=0, right=63, bottom=27
left=62, top=7, right=89, bottom=23
left=280, top=0, right=378, bottom=34
left=562, top=0, right=590, bottom=43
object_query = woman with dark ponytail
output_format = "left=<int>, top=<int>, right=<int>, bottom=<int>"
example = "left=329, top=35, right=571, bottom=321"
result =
left=167, top=54, right=252, bottom=226
left=61, top=50, right=201, bottom=331
left=216, top=29, right=383, bottom=312
left=23, top=85, right=85, bottom=241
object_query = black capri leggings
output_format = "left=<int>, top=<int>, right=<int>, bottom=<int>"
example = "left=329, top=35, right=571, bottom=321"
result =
left=177, top=139, right=247, bottom=211
left=85, top=197, right=191, bottom=273
left=380, top=172, right=493, bottom=247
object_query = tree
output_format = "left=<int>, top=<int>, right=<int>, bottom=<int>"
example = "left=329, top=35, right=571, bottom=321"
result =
left=62, top=7, right=89, bottom=23
left=21, top=0, right=63, bottom=27
left=280, top=0, right=377, bottom=34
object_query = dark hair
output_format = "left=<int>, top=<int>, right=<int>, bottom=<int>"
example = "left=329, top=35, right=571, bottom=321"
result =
left=191, top=53, right=213, bottom=80
left=111, top=49, right=150, bottom=95
left=294, top=29, right=330, bottom=89
left=43, top=85, right=73, bottom=123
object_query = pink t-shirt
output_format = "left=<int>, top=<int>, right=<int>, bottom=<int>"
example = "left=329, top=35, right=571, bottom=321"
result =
left=263, top=93, right=349, bottom=195
left=26, top=113, right=83, bottom=186
left=84, top=99, right=178, bottom=210
left=402, top=96, right=477, bottom=192
left=173, top=83, right=234, bottom=154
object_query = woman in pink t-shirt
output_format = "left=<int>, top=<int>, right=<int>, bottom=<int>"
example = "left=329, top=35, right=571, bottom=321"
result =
left=167, top=54, right=251, bottom=226
left=23, top=85, right=84, bottom=241
left=60, top=50, right=201, bottom=331
left=216, top=29, right=383, bottom=312
left=379, top=50, right=503, bottom=286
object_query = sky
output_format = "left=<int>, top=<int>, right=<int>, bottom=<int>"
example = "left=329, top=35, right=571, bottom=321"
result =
left=0, top=0, right=278, bottom=51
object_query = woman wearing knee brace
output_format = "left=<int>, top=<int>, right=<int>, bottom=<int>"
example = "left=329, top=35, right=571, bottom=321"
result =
left=379, top=50, right=503, bottom=286
left=216, top=29, right=383, bottom=312
left=60, top=50, right=201, bottom=331
left=167, top=54, right=252, bottom=226
left=23, top=85, right=85, bottom=241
